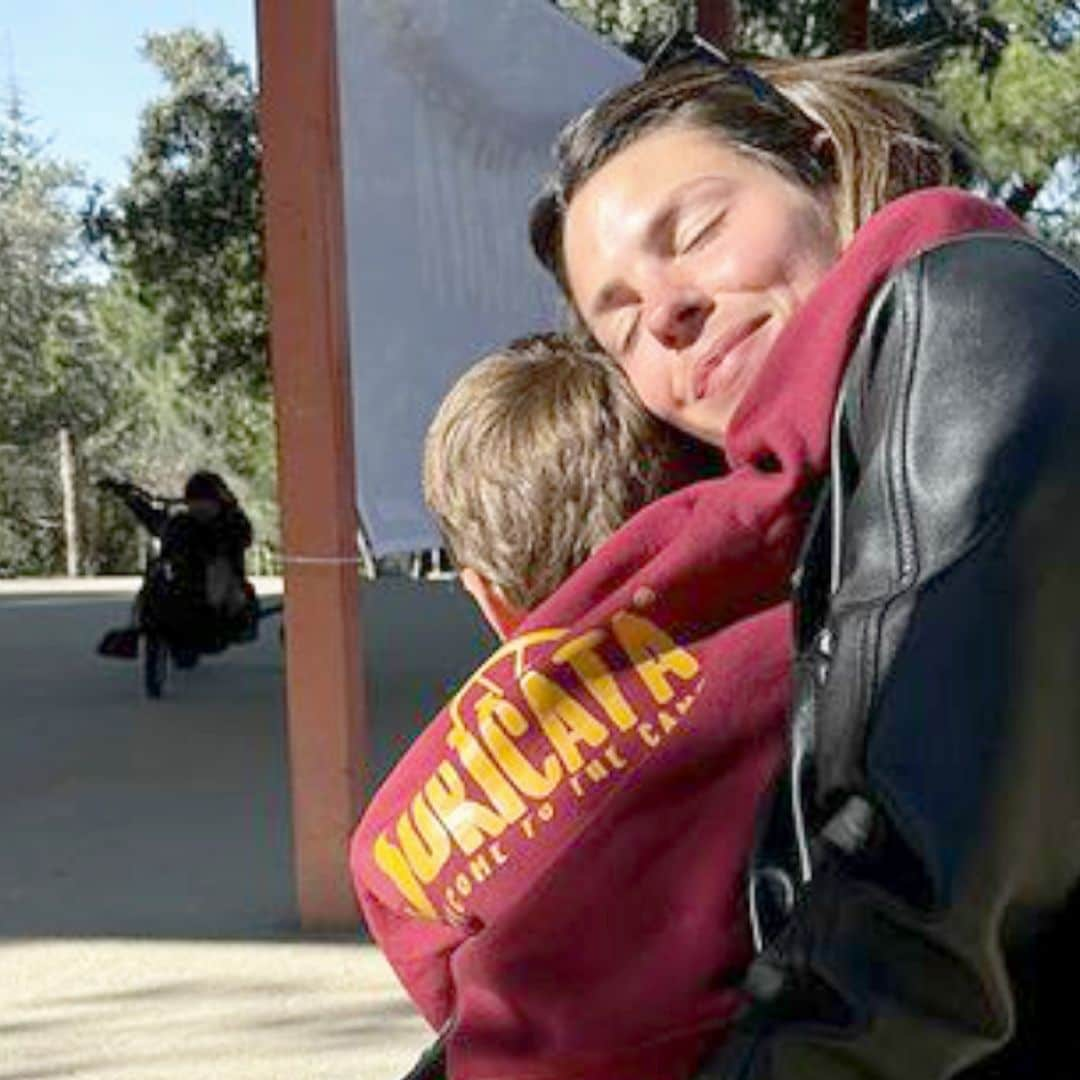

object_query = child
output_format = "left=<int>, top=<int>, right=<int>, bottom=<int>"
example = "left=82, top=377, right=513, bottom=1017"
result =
left=350, top=333, right=794, bottom=1080
left=421, top=334, right=696, bottom=638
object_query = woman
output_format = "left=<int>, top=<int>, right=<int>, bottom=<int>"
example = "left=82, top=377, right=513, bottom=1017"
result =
left=528, top=31, right=1080, bottom=1080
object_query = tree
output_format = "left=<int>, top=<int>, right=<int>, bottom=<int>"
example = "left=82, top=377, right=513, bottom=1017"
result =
left=739, top=0, right=854, bottom=55
left=553, top=0, right=693, bottom=57
left=78, top=274, right=280, bottom=576
left=0, top=35, right=278, bottom=578
left=80, top=29, right=279, bottom=574
left=0, top=94, right=85, bottom=441
left=0, top=90, right=103, bottom=575
left=85, top=29, right=266, bottom=387
left=747, top=0, right=1080, bottom=252
left=552, top=0, right=859, bottom=57
left=935, top=1, right=1079, bottom=246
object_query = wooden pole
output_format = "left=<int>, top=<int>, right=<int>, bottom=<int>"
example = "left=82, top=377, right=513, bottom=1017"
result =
left=256, top=0, right=368, bottom=931
left=840, top=0, right=871, bottom=50
left=58, top=426, right=80, bottom=577
left=696, top=0, right=739, bottom=48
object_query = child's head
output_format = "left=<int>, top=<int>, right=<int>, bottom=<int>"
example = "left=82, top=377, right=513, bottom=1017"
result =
left=424, top=333, right=690, bottom=638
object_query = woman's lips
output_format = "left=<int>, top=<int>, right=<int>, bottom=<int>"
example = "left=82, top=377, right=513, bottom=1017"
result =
left=692, top=315, right=771, bottom=401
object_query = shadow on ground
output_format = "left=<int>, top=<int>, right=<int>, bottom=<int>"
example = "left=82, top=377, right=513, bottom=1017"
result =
left=0, top=576, right=491, bottom=941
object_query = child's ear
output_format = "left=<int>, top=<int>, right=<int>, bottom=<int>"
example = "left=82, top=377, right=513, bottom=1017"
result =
left=460, top=567, right=525, bottom=641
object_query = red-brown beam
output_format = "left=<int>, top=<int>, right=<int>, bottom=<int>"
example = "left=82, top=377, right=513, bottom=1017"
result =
left=697, top=0, right=739, bottom=48
left=256, top=0, right=367, bottom=931
left=841, top=0, right=871, bottom=49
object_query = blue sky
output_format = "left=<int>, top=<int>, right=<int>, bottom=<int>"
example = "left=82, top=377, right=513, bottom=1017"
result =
left=1, top=1, right=256, bottom=192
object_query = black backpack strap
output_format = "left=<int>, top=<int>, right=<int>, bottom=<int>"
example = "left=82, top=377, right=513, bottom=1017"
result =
left=399, top=1032, right=447, bottom=1080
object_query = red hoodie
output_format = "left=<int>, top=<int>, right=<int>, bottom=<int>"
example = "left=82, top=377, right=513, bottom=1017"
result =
left=350, top=189, right=1023, bottom=1080
left=350, top=472, right=795, bottom=1080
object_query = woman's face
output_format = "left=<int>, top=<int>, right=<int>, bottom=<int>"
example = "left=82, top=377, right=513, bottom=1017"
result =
left=563, top=124, right=840, bottom=447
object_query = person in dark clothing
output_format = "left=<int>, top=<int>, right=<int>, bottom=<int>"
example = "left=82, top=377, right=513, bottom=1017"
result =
left=102, top=471, right=255, bottom=655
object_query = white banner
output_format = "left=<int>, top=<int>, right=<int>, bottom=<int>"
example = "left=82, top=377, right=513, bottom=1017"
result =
left=336, top=0, right=638, bottom=555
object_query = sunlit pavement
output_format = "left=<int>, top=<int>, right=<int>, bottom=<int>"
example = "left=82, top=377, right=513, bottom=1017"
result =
left=2, top=939, right=427, bottom=1079
left=0, top=577, right=492, bottom=1079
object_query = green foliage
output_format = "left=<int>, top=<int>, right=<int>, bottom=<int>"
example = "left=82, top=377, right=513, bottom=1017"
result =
left=0, top=92, right=98, bottom=575
left=738, top=0, right=848, bottom=56
left=85, top=28, right=266, bottom=387
left=2, top=30, right=279, bottom=578
left=935, top=1, right=1080, bottom=244
left=742, top=0, right=1079, bottom=250
left=81, top=276, right=279, bottom=575
left=553, top=0, right=692, bottom=57
left=78, top=29, right=279, bottom=575
left=0, top=95, right=87, bottom=444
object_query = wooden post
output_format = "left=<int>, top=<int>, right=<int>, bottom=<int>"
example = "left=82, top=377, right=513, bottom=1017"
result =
left=840, top=0, right=871, bottom=50
left=696, top=0, right=739, bottom=48
left=58, top=426, right=80, bottom=577
left=256, top=0, right=368, bottom=931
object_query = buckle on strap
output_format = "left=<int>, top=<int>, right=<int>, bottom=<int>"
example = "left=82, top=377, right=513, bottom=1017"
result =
left=749, top=865, right=797, bottom=953
left=820, top=795, right=876, bottom=856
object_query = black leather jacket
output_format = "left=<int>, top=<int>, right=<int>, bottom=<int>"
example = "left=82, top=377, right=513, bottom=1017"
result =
left=697, top=234, right=1080, bottom=1078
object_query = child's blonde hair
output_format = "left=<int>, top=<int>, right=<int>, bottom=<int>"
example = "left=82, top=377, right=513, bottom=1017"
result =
left=424, top=333, right=690, bottom=611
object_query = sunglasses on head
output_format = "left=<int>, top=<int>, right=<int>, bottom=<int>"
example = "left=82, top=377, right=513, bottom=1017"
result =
left=643, top=27, right=784, bottom=109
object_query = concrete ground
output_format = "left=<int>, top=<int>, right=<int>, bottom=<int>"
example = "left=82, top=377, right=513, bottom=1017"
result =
left=0, top=576, right=493, bottom=1079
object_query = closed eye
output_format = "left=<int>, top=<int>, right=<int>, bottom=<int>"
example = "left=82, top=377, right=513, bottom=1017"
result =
left=616, top=311, right=641, bottom=356
left=677, top=214, right=723, bottom=254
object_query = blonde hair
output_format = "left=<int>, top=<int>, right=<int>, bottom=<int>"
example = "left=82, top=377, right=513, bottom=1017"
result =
left=424, top=334, right=691, bottom=611
left=760, top=50, right=967, bottom=241
left=530, top=49, right=969, bottom=290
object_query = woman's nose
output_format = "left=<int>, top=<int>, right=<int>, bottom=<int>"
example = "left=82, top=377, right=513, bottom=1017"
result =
left=644, top=285, right=714, bottom=350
